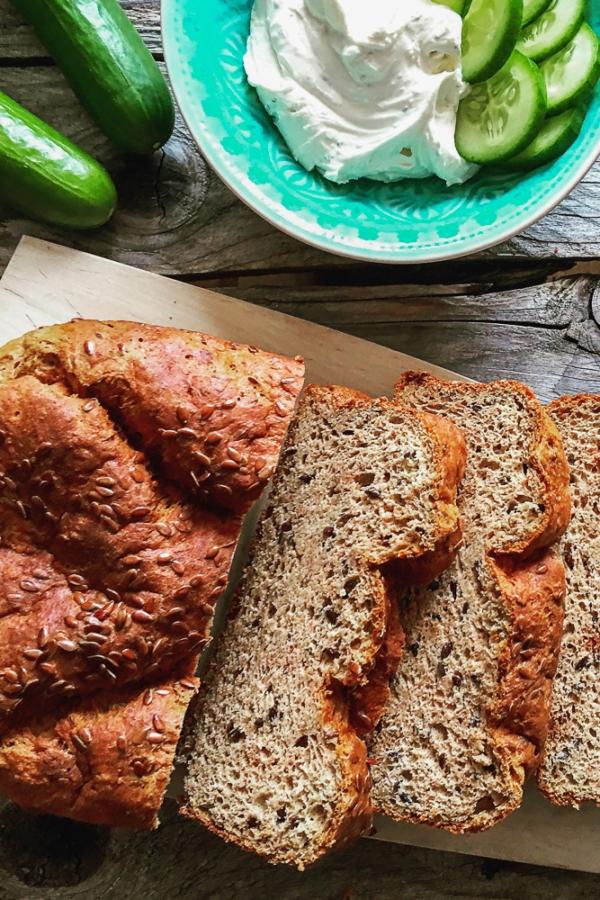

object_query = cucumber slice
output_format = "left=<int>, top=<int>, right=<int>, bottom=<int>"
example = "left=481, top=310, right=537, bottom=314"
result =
left=500, top=106, right=585, bottom=170
left=456, top=50, right=547, bottom=163
left=517, top=0, right=585, bottom=63
left=541, top=23, right=600, bottom=115
left=461, top=0, right=524, bottom=83
left=523, top=0, right=551, bottom=26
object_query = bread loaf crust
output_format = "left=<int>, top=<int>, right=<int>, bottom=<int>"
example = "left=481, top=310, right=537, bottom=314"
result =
left=0, top=376, right=239, bottom=719
left=0, top=320, right=304, bottom=828
left=371, top=373, right=570, bottom=833
left=0, top=670, right=198, bottom=829
left=0, top=320, right=305, bottom=513
left=183, top=384, right=466, bottom=867
left=488, top=552, right=565, bottom=782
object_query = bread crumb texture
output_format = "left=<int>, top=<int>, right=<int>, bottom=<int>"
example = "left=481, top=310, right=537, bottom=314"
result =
left=370, top=374, right=570, bottom=833
left=183, top=384, right=465, bottom=868
left=538, top=395, right=600, bottom=807
left=0, top=320, right=303, bottom=827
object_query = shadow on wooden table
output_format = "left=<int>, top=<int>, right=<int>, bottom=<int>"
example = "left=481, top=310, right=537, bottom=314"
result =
left=1, top=798, right=599, bottom=900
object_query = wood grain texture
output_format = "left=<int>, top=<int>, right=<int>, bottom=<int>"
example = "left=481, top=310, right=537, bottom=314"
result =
left=2, top=798, right=600, bottom=900
left=0, top=5, right=600, bottom=275
left=217, top=276, right=600, bottom=401
left=0, top=0, right=163, bottom=60
left=0, top=237, right=467, bottom=398
left=0, top=63, right=336, bottom=277
left=2, top=238, right=598, bottom=405
left=0, top=0, right=599, bottom=890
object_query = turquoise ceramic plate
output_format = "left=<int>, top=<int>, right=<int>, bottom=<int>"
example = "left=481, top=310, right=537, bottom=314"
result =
left=162, top=0, right=600, bottom=263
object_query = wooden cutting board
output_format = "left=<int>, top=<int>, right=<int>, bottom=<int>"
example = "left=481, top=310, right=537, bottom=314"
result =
left=1, top=236, right=599, bottom=875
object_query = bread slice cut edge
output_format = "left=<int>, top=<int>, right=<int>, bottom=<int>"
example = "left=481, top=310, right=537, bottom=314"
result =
left=181, top=384, right=466, bottom=867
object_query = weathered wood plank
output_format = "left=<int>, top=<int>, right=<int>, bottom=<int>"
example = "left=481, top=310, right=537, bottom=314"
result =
left=0, top=66, right=334, bottom=277
left=206, top=276, right=600, bottom=400
left=0, top=63, right=599, bottom=276
left=1, top=799, right=600, bottom=899
left=219, top=277, right=593, bottom=328
left=352, top=322, right=600, bottom=402
left=0, top=0, right=163, bottom=60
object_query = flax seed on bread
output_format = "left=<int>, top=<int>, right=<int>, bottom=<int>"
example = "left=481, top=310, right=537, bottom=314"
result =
left=0, top=320, right=304, bottom=828
left=0, top=668, right=199, bottom=829
left=538, top=395, right=600, bottom=807
left=370, top=374, right=570, bottom=833
left=182, top=384, right=466, bottom=868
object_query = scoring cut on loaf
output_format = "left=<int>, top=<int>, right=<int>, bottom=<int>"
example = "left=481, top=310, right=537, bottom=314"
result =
left=183, top=384, right=466, bottom=868
left=370, top=373, right=570, bottom=833
left=538, top=395, right=600, bottom=807
left=0, top=320, right=304, bottom=828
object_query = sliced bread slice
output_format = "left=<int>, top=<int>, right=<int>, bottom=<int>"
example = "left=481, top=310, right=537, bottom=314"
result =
left=370, top=373, right=570, bottom=833
left=182, top=384, right=466, bottom=868
left=538, top=395, right=600, bottom=806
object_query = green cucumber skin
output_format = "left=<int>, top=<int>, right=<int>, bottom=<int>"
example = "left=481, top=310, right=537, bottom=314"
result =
left=0, top=91, right=116, bottom=228
left=500, top=106, right=585, bottom=170
left=522, top=0, right=551, bottom=26
left=517, top=0, right=586, bottom=63
left=462, top=0, right=524, bottom=84
left=11, top=0, right=174, bottom=155
left=542, top=24, right=600, bottom=115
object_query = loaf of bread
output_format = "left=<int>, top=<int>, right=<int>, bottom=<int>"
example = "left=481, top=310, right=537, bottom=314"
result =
left=538, top=395, right=600, bottom=806
left=182, top=385, right=466, bottom=868
left=0, top=320, right=304, bottom=827
left=370, top=374, right=570, bottom=833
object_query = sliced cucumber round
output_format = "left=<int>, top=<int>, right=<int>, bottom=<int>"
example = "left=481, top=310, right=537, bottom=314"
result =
left=523, top=0, right=551, bottom=26
left=456, top=50, right=547, bottom=164
left=541, top=23, right=600, bottom=115
left=462, top=0, right=524, bottom=83
left=499, top=106, right=585, bottom=171
left=517, top=0, right=585, bottom=63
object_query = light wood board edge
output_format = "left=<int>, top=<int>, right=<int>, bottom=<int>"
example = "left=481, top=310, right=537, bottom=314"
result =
left=0, top=237, right=470, bottom=397
left=1, top=237, right=599, bottom=875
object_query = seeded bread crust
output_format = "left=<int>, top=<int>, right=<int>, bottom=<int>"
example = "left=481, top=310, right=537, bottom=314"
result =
left=0, top=320, right=304, bottom=512
left=370, top=373, right=570, bottom=833
left=0, top=376, right=239, bottom=719
left=182, top=384, right=466, bottom=868
left=538, top=395, right=600, bottom=807
left=0, top=670, right=198, bottom=828
left=0, top=320, right=304, bottom=827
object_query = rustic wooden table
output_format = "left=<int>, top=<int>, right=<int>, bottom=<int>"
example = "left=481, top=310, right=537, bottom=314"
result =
left=1, top=2, right=600, bottom=897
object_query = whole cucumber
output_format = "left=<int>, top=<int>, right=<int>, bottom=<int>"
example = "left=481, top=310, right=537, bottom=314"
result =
left=11, top=0, right=175, bottom=155
left=0, top=91, right=117, bottom=228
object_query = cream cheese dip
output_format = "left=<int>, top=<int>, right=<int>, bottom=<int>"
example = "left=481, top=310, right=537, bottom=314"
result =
left=244, top=0, right=477, bottom=186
